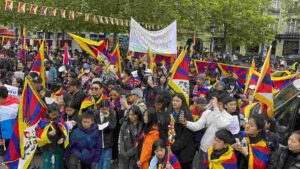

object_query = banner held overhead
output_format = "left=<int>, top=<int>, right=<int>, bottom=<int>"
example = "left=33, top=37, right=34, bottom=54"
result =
left=129, top=17, right=177, bottom=54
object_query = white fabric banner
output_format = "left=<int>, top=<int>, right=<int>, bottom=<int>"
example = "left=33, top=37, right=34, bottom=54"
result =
left=129, top=18, right=177, bottom=54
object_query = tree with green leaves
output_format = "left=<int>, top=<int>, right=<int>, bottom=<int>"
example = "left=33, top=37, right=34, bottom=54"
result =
left=199, top=0, right=277, bottom=52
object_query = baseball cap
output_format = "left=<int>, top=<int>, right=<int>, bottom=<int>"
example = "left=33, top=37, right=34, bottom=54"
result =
left=130, top=88, right=143, bottom=98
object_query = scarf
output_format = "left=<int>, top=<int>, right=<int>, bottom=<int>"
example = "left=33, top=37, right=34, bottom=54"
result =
left=246, top=137, right=270, bottom=169
left=204, top=146, right=237, bottom=169
left=79, top=95, right=103, bottom=116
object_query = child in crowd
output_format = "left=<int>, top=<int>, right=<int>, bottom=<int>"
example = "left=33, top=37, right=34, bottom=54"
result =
left=63, top=101, right=80, bottom=133
left=36, top=102, right=68, bottom=169
left=202, top=129, right=237, bottom=169
left=66, top=110, right=102, bottom=169
left=94, top=100, right=116, bottom=169
left=149, top=139, right=181, bottom=169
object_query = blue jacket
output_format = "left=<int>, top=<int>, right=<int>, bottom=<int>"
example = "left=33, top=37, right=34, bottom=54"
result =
left=68, top=123, right=102, bottom=164
left=47, top=66, right=57, bottom=84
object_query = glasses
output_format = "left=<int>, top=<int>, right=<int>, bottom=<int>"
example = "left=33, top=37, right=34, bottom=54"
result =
left=90, top=87, right=100, bottom=91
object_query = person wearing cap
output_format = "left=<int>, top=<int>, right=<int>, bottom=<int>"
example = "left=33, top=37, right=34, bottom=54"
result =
left=81, top=64, right=94, bottom=87
left=68, top=79, right=87, bottom=113
left=208, top=81, right=228, bottom=101
left=192, top=74, right=209, bottom=100
left=179, top=94, right=233, bottom=167
left=122, top=88, right=147, bottom=116
left=202, top=129, right=237, bottom=169
left=190, top=97, right=208, bottom=121
left=137, top=63, right=157, bottom=108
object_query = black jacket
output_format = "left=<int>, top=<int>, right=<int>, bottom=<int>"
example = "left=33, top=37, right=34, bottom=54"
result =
left=269, top=147, right=300, bottom=169
left=151, top=108, right=170, bottom=144
left=171, top=110, right=195, bottom=164
left=94, top=110, right=117, bottom=148
left=70, top=90, right=88, bottom=112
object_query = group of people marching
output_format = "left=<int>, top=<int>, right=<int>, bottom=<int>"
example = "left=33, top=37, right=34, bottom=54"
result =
left=0, top=45, right=300, bottom=169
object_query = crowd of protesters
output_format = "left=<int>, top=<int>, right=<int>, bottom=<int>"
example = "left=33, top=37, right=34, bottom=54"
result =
left=0, top=42, right=300, bottom=169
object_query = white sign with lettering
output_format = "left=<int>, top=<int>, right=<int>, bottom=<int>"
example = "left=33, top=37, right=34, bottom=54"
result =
left=4, top=84, right=18, bottom=97
left=129, top=18, right=177, bottom=54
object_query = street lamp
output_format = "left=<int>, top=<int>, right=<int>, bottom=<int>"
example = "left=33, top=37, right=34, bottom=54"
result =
left=210, top=23, right=216, bottom=53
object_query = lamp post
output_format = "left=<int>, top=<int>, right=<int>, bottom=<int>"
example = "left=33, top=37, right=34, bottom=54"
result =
left=210, top=24, right=216, bottom=53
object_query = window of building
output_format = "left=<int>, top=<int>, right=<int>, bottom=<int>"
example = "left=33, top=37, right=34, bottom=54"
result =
left=273, top=0, right=281, bottom=10
left=286, top=19, right=299, bottom=33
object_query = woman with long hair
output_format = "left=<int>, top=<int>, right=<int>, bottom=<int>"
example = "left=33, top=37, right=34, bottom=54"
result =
left=169, top=93, right=195, bottom=169
left=119, top=105, right=143, bottom=169
left=154, top=90, right=172, bottom=143
left=137, top=111, right=160, bottom=169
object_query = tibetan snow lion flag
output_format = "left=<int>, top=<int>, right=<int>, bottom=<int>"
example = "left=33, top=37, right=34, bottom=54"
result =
left=4, top=77, right=47, bottom=169
left=30, top=41, right=46, bottom=88
left=168, top=49, right=189, bottom=104
left=194, top=60, right=217, bottom=74
left=253, top=47, right=274, bottom=117
left=218, top=63, right=249, bottom=89
left=111, top=43, right=122, bottom=77
left=68, top=33, right=110, bottom=65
